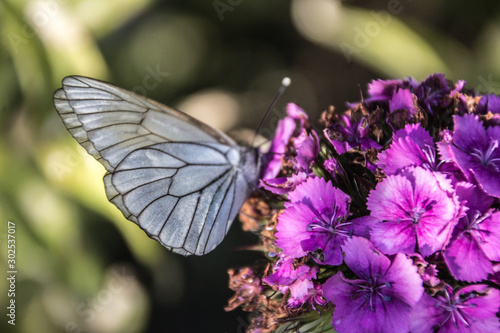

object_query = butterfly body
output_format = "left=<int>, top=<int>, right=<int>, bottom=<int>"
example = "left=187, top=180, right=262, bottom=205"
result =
left=54, top=76, right=259, bottom=256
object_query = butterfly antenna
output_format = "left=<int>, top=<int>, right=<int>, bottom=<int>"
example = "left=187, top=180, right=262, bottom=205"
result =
left=251, top=77, right=291, bottom=146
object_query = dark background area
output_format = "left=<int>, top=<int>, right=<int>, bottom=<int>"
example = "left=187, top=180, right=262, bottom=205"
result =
left=1, top=0, right=500, bottom=332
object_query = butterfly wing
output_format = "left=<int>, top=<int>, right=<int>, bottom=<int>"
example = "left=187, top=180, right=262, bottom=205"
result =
left=54, top=76, right=258, bottom=255
left=53, top=76, right=236, bottom=172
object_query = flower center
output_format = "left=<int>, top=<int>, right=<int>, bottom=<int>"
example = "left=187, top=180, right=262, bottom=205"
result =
left=405, top=199, right=436, bottom=224
left=457, top=210, right=491, bottom=244
left=306, top=206, right=352, bottom=236
left=470, top=140, right=500, bottom=170
left=421, top=144, right=437, bottom=170
left=355, top=279, right=392, bottom=311
left=436, top=290, right=475, bottom=329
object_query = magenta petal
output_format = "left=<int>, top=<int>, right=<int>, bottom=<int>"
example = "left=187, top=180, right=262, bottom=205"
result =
left=392, top=123, right=434, bottom=147
left=259, top=172, right=308, bottom=195
left=300, top=235, right=344, bottom=266
left=409, top=292, right=443, bottom=333
left=444, top=235, right=494, bottom=282
left=455, top=284, right=500, bottom=321
left=324, top=127, right=350, bottom=155
left=377, top=124, right=435, bottom=174
left=287, top=177, right=350, bottom=217
left=324, top=114, right=382, bottom=155
left=479, top=211, right=500, bottom=261
left=296, top=130, right=320, bottom=172
left=414, top=73, right=451, bottom=113
left=276, top=205, right=311, bottom=258
left=323, top=273, right=365, bottom=332
left=350, top=215, right=377, bottom=239
left=262, top=117, right=296, bottom=179
left=259, top=177, right=293, bottom=195
left=436, top=129, right=454, bottom=160
left=368, top=174, right=419, bottom=254
left=389, top=88, right=419, bottom=115
left=368, top=79, right=404, bottom=100
left=450, top=79, right=465, bottom=96
left=288, top=266, right=317, bottom=300
left=455, top=181, right=495, bottom=213
left=488, top=263, right=500, bottom=285
left=477, top=124, right=500, bottom=196
left=342, top=236, right=390, bottom=277
left=286, top=103, right=308, bottom=126
left=263, top=257, right=315, bottom=287
left=385, top=253, right=425, bottom=307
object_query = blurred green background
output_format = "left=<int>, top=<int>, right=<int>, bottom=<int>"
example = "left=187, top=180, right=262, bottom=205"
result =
left=1, top=0, right=500, bottom=332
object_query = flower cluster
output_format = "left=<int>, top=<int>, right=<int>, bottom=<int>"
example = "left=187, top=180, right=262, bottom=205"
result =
left=226, top=73, right=500, bottom=333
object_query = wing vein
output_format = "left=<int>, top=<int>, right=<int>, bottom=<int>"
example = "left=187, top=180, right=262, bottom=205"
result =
left=167, top=167, right=232, bottom=198
left=65, top=77, right=148, bottom=108
left=202, top=172, right=237, bottom=254
left=192, top=171, right=233, bottom=253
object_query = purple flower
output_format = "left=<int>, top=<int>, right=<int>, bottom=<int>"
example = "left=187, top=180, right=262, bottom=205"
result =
left=368, top=78, right=405, bottom=101
left=225, top=267, right=264, bottom=312
left=323, top=237, right=424, bottom=333
left=409, top=284, right=500, bottom=333
left=448, top=80, right=470, bottom=116
left=389, top=88, right=419, bottom=116
left=261, top=103, right=310, bottom=179
left=295, top=131, right=320, bottom=173
left=324, top=114, right=382, bottom=155
left=260, top=104, right=316, bottom=195
left=286, top=103, right=310, bottom=151
left=477, top=93, right=500, bottom=115
left=351, top=77, right=417, bottom=108
left=347, top=74, right=466, bottom=116
left=378, top=123, right=465, bottom=182
left=444, top=182, right=500, bottom=282
left=365, top=166, right=460, bottom=256
left=259, top=172, right=308, bottom=195
left=411, top=254, right=441, bottom=288
left=413, top=73, right=451, bottom=114
left=323, top=157, right=345, bottom=183
left=275, top=177, right=352, bottom=265
left=260, top=131, right=318, bottom=196
left=287, top=102, right=309, bottom=129
left=438, top=114, right=500, bottom=197
left=450, top=80, right=466, bottom=96
left=377, top=123, right=436, bottom=175
left=263, top=256, right=317, bottom=300
left=287, top=282, right=326, bottom=311
left=261, top=116, right=296, bottom=179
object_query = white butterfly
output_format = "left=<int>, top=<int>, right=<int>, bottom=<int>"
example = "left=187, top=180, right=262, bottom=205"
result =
left=53, top=76, right=260, bottom=256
